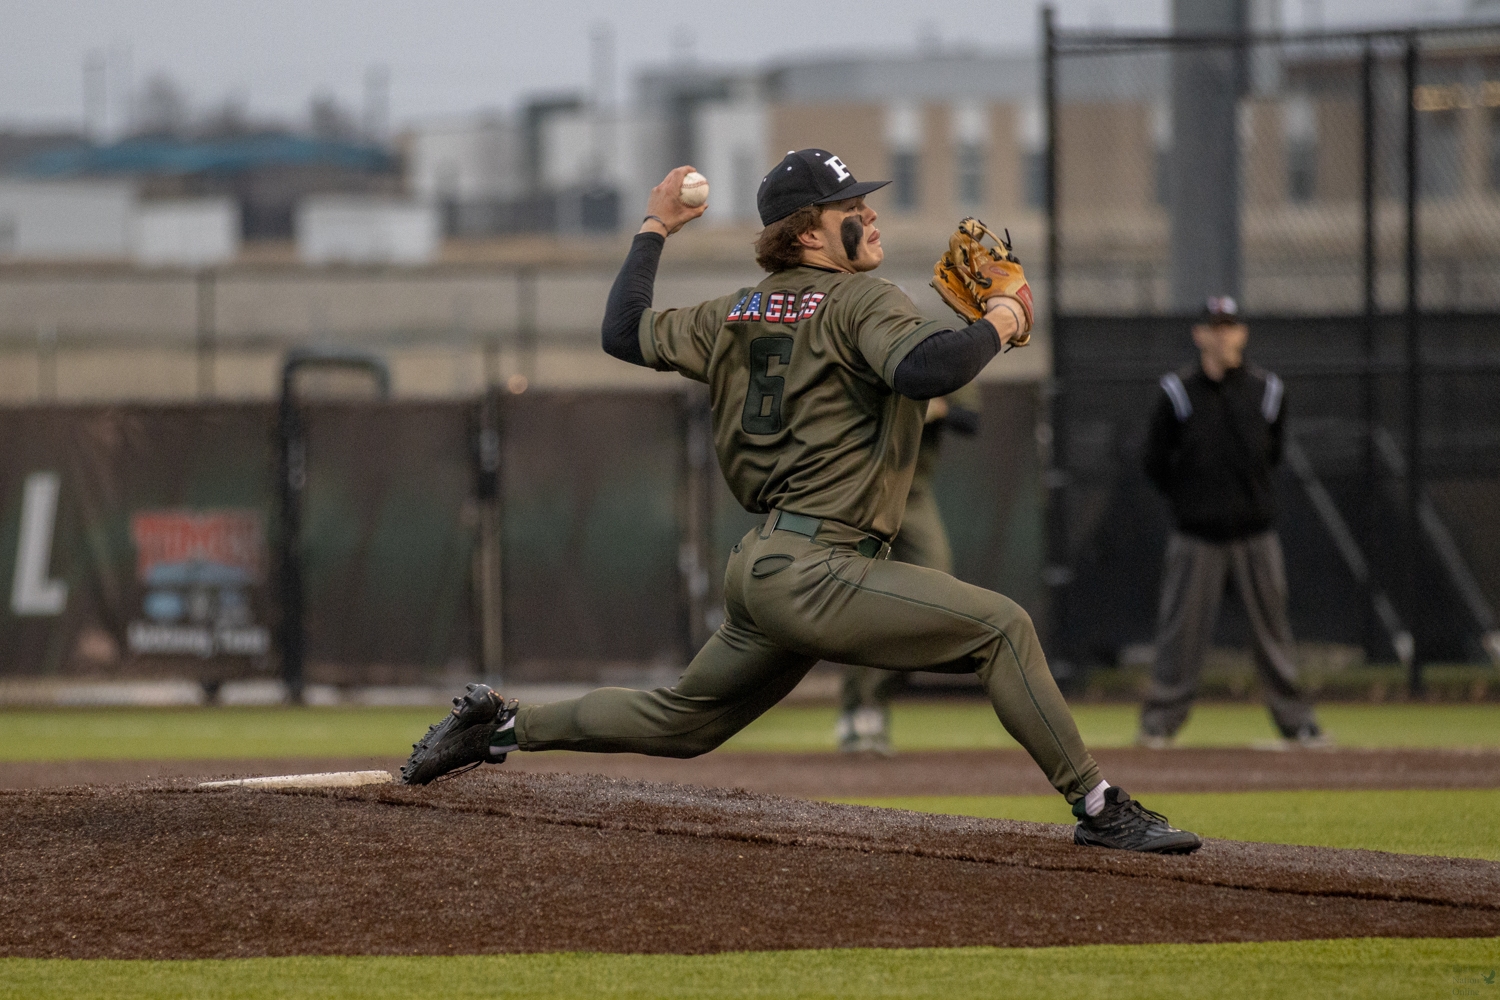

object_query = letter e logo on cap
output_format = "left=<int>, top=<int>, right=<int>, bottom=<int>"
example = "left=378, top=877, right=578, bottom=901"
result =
left=824, top=155, right=851, bottom=182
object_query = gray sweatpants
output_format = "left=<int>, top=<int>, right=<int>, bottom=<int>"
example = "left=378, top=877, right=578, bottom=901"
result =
left=1140, top=529, right=1317, bottom=739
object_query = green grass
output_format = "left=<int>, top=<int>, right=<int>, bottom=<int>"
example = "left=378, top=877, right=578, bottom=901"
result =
left=722, top=702, right=1500, bottom=752
left=840, top=789, right=1500, bottom=861
left=2, top=939, right=1496, bottom=1000
left=0, top=707, right=440, bottom=762
left=2, top=701, right=1499, bottom=762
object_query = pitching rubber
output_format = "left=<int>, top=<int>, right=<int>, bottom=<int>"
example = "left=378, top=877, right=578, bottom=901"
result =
left=198, top=770, right=394, bottom=790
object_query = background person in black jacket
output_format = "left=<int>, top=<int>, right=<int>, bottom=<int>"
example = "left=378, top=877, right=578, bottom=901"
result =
left=1138, top=296, right=1327, bottom=749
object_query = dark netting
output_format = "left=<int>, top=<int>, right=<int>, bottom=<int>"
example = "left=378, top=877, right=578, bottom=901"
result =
left=298, top=401, right=477, bottom=683
left=497, top=390, right=688, bottom=682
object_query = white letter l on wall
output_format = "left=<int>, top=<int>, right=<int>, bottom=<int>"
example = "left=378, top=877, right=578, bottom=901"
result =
left=11, top=471, right=67, bottom=616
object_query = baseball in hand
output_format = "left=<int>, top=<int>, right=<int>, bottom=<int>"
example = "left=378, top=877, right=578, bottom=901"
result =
left=679, top=171, right=709, bottom=207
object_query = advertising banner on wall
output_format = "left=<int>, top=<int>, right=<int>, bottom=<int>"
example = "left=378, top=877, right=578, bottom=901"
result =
left=0, top=405, right=282, bottom=682
left=0, top=402, right=481, bottom=684
left=125, top=508, right=271, bottom=660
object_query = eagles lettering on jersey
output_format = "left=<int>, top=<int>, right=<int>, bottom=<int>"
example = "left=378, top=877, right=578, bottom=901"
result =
left=727, top=291, right=826, bottom=324
left=732, top=292, right=763, bottom=321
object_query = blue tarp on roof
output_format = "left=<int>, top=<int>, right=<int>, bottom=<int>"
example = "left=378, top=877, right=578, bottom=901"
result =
left=14, top=134, right=394, bottom=177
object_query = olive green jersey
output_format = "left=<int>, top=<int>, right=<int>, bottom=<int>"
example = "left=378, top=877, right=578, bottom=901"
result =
left=638, top=266, right=946, bottom=540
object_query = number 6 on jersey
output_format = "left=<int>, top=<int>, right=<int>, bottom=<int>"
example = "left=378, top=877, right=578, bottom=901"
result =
left=741, top=336, right=793, bottom=434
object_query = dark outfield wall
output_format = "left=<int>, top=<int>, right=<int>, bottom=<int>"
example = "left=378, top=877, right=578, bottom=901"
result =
left=0, top=385, right=1048, bottom=685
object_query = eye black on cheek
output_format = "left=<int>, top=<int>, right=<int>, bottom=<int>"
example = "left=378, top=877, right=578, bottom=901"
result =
left=839, top=216, right=863, bottom=260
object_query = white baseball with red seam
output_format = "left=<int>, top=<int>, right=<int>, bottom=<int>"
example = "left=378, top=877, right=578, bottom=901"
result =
left=679, top=171, right=710, bottom=207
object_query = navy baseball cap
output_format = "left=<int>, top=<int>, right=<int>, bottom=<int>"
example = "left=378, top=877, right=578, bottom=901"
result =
left=757, top=148, right=890, bottom=226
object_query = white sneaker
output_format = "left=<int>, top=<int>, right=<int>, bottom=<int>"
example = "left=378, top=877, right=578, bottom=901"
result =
left=834, top=711, right=860, bottom=752
left=852, top=706, right=886, bottom=739
left=851, top=707, right=894, bottom=756
left=1135, top=731, right=1174, bottom=750
left=1294, top=725, right=1335, bottom=749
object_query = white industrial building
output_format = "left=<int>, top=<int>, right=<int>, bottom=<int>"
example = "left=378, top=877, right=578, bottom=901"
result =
left=0, top=180, right=243, bottom=266
left=0, top=175, right=435, bottom=269
left=0, top=177, right=445, bottom=268
left=407, top=114, right=522, bottom=204
left=0, top=179, right=135, bottom=259
left=406, top=97, right=643, bottom=235
left=295, top=196, right=440, bottom=266
left=691, top=100, right=768, bottom=225
left=132, top=198, right=240, bottom=268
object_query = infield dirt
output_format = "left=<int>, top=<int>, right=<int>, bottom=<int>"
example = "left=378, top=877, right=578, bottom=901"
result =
left=1, top=767, right=1497, bottom=959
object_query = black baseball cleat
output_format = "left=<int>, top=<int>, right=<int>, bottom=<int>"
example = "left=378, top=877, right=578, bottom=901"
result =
left=400, top=683, right=518, bottom=785
left=1073, top=786, right=1203, bottom=854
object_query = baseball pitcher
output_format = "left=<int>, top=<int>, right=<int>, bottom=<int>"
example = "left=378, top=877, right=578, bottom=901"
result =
left=403, top=150, right=1201, bottom=854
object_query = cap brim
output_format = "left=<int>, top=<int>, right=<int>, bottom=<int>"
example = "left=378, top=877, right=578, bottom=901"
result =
left=812, top=179, right=890, bottom=205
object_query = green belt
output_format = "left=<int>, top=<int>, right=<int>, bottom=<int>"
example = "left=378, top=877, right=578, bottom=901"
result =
left=767, top=509, right=890, bottom=559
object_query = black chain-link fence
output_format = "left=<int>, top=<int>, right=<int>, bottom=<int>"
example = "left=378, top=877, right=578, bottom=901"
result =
left=1043, top=18, right=1500, bottom=688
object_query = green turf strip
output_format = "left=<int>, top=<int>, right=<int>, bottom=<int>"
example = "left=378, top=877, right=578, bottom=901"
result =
left=0, top=707, right=439, bottom=762
left=1, top=702, right=1498, bottom=762
left=2, top=939, right=1495, bottom=1000
left=722, top=702, right=1500, bottom=753
left=841, top=789, right=1500, bottom=861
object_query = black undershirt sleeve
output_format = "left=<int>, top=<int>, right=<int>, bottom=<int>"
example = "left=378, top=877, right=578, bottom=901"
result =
left=891, top=319, right=1001, bottom=400
left=601, top=231, right=666, bottom=368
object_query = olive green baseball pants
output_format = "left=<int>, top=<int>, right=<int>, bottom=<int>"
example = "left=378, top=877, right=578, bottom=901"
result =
left=515, top=513, right=1102, bottom=804
left=841, top=477, right=952, bottom=714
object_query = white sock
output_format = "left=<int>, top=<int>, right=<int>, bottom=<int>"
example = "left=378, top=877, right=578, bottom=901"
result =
left=1083, top=780, right=1111, bottom=817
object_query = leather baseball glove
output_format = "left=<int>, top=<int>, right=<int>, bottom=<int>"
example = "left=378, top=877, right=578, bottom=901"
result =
left=930, top=217, right=1034, bottom=348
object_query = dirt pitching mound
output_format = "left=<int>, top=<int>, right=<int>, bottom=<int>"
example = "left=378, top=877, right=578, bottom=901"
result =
left=1, top=771, right=1497, bottom=959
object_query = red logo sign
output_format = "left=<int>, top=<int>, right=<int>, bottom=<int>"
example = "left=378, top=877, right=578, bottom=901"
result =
left=130, top=510, right=265, bottom=582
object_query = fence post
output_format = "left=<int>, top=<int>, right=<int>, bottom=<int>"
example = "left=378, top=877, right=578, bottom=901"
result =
left=474, top=387, right=505, bottom=685
left=36, top=323, right=57, bottom=402
left=1360, top=37, right=1380, bottom=661
left=1403, top=32, right=1424, bottom=695
left=276, top=371, right=306, bottom=703
left=1044, top=5, right=1059, bottom=329
left=196, top=269, right=216, bottom=400
left=517, top=265, right=538, bottom=387
left=1040, top=5, right=1074, bottom=671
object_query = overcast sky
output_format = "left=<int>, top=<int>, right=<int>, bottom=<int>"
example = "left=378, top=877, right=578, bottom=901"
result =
left=0, top=0, right=1478, bottom=132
